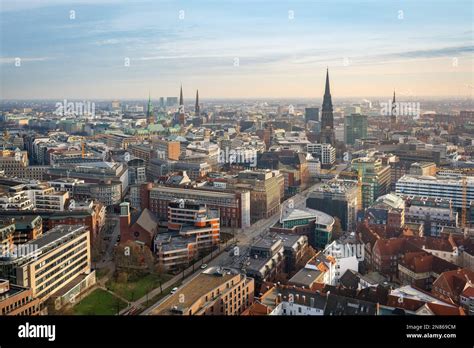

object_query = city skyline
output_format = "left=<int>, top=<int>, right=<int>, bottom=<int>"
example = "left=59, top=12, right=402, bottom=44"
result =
left=1, top=0, right=473, bottom=99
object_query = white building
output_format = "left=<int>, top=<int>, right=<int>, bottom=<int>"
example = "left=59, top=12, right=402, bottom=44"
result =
left=307, top=143, right=336, bottom=166
left=306, top=153, right=321, bottom=178
left=396, top=175, right=474, bottom=210
left=324, top=239, right=362, bottom=284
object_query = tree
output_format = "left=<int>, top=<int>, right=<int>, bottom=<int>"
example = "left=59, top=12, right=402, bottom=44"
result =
left=332, top=217, right=343, bottom=241
left=115, top=240, right=155, bottom=273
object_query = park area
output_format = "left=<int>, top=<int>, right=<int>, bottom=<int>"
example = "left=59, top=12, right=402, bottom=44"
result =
left=73, top=288, right=127, bottom=315
left=105, top=273, right=173, bottom=302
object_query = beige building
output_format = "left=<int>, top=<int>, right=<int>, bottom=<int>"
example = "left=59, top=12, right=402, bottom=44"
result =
left=409, top=162, right=436, bottom=176
left=0, top=149, right=48, bottom=180
left=0, top=279, right=41, bottom=315
left=0, top=225, right=91, bottom=302
left=150, top=267, right=254, bottom=315
left=152, top=138, right=181, bottom=160
left=230, top=170, right=284, bottom=222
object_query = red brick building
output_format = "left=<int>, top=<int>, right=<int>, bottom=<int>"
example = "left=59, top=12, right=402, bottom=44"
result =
left=432, top=268, right=474, bottom=305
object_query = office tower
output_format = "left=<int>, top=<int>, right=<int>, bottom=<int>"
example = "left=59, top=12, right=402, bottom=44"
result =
left=111, top=100, right=121, bottom=111
left=166, top=97, right=178, bottom=107
left=305, top=107, right=319, bottom=123
left=352, top=157, right=392, bottom=209
left=319, top=68, right=336, bottom=145
left=344, top=113, right=368, bottom=145
left=146, top=93, right=154, bottom=125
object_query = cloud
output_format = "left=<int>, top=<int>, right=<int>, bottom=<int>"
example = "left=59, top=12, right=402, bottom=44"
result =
left=95, top=39, right=120, bottom=46
left=0, top=56, right=54, bottom=64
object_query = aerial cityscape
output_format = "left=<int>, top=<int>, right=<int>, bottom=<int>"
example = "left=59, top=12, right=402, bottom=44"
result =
left=0, top=0, right=473, bottom=345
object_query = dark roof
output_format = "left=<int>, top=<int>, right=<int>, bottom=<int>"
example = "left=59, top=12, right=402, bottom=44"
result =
left=339, top=269, right=361, bottom=290
left=324, top=293, right=377, bottom=315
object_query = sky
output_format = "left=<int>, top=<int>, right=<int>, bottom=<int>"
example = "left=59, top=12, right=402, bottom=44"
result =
left=0, top=0, right=473, bottom=100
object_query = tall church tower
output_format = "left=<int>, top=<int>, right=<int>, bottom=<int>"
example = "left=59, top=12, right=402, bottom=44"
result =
left=390, top=90, right=397, bottom=130
left=178, top=85, right=185, bottom=126
left=146, top=93, right=154, bottom=125
left=195, top=90, right=200, bottom=116
left=319, top=68, right=336, bottom=145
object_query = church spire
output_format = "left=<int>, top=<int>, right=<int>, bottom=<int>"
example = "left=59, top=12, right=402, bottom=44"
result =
left=324, top=67, right=331, bottom=96
left=195, top=89, right=200, bottom=116
left=319, top=68, right=336, bottom=145
left=147, top=92, right=154, bottom=125
left=178, top=85, right=185, bottom=126
left=390, top=89, right=397, bottom=128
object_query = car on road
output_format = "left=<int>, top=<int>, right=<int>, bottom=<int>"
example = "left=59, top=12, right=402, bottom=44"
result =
left=224, top=245, right=234, bottom=252
left=200, top=264, right=208, bottom=269
left=170, top=287, right=179, bottom=294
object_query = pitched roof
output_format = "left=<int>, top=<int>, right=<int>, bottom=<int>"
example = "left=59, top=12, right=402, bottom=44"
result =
left=241, top=302, right=271, bottom=316
left=421, top=302, right=466, bottom=315
left=133, top=208, right=159, bottom=234
left=433, top=268, right=474, bottom=298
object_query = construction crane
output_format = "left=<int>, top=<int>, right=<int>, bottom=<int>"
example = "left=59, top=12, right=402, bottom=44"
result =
left=81, top=139, right=85, bottom=159
left=357, top=167, right=363, bottom=212
left=461, top=176, right=467, bottom=228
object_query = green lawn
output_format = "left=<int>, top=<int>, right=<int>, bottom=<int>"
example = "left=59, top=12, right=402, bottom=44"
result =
left=106, top=273, right=173, bottom=302
left=73, top=288, right=127, bottom=315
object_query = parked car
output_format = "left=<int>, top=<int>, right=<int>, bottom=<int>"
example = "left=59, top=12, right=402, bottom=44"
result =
left=200, top=264, right=208, bottom=269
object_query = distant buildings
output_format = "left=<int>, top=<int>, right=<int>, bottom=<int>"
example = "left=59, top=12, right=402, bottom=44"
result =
left=46, top=161, right=129, bottom=197
left=305, top=107, right=319, bottom=123
left=0, top=149, right=47, bottom=180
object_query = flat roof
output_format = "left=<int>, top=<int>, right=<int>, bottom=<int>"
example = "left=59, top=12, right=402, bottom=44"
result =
left=288, top=268, right=321, bottom=287
left=0, top=225, right=86, bottom=264
left=150, top=267, right=240, bottom=315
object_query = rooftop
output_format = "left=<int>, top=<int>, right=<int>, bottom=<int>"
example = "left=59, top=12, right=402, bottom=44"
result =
left=150, top=267, right=241, bottom=315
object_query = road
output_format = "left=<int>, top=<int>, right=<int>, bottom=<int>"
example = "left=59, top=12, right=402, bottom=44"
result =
left=137, top=163, right=349, bottom=314
left=208, top=162, right=348, bottom=268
